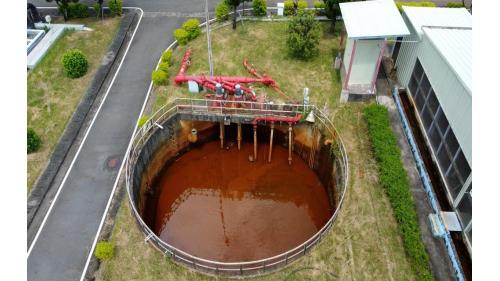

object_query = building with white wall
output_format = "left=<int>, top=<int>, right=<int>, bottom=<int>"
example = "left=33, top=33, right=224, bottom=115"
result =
left=395, top=6, right=472, bottom=254
left=339, top=0, right=409, bottom=101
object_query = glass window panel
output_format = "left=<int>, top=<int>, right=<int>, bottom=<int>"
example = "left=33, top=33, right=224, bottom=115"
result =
left=457, top=192, right=472, bottom=227
left=428, top=123, right=442, bottom=152
left=409, top=76, right=418, bottom=98
left=420, top=75, right=431, bottom=98
left=427, top=89, right=440, bottom=115
left=436, top=108, right=450, bottom=136
left=445, top=130, right=460, bottom=158
left=467, top=228, right=472, bottom=245
left=415, top=89, right=426, bottom=112
left=421, top=106, right=433, bottom=132
left=455, top=151, right=471, bottom=182
left=437, top=145, right=452, bottom=173
left=413, top=59, right=424, bottom=81
left=446, top=167, right=463, bottom=199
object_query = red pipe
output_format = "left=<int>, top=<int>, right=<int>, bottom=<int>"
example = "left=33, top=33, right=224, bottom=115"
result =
left=252, top=114, right=302, bottom=126
left=177, top=48, right=192, bottom=78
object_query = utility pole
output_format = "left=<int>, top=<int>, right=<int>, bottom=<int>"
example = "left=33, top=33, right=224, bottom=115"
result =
left=205, top=0, right=214, bottom=76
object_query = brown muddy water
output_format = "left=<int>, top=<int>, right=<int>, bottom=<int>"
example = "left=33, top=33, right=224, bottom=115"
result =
left=148, top=140, right=332, bottom=262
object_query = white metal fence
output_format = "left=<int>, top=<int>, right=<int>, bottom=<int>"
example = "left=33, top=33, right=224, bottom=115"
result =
left=125, top=98, right=349, bottom=276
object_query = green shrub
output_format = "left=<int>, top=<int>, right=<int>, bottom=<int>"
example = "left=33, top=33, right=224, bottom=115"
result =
left=158, top=61, right=169, bottom=72
left=27, top=128, right=42, bottom=154
left=297, top=0, right=308, bottom=11
left=174, top=28, right=190, bottom=45
left=215, top=1, right=230, bottom=22
left=286, top=11, right=321, bottom=60
left=182, top=19, right=201, bottom=40
left=313, top=0, right=325, bottom=16
left=284, top=0, right=295, bottom=16
left=93, top=3, right=102, bottom=18
left=62, top=49, right=88, bottom=78
left=161, top=50, right=173, bottom=64
left=137, top=115, right=150, bottom=128
left=67, top=3, right=89, bottom=18
left=446, top=2, right=465, bottom=8
left=363, top=104, right=435, bottom=281
left=252, top=0, right=267, bottom=17
left=95, top=241, right=114, bottom=261
left=108, top=0, right=123, bottom=16
left=152, top=69, right=168, bottom=86
left=395, top=1, right=436, bottom=12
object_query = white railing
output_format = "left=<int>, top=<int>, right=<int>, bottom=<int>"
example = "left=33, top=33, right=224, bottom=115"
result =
left=125, top=98, right=349, bottom=276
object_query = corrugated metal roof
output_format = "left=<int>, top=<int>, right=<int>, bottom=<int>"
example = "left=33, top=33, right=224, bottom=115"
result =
left=340, top=0, right=410, bottom=39
left=402, top=6, right=472, bottom=38
left=422, top=27, right=472, bottom=95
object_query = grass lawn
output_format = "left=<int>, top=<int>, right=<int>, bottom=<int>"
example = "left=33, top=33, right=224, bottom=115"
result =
left=27, top=17, right=121, bottom=192
left=97, top=21, right=417, bottom=280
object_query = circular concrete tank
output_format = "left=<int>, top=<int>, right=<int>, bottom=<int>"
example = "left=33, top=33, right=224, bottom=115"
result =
left=125, top=101, right=348, bottom=276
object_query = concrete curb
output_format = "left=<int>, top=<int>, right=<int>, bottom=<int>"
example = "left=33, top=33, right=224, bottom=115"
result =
left=27, top=11, right=137, bottom=229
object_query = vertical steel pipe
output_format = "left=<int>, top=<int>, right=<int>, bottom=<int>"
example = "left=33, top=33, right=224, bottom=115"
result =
left=288, top=124, right=293, bottom=165
left=253, top=124, right=257, bottom=160
left=237, top=123, right=242, bottom=150
left=268, top=122, right=274, bottom=163
left=220, top=121, right=224, bottom=149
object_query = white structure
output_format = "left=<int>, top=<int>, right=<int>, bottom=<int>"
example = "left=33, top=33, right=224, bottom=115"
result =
left=339, top=0, right=409, bottom=101
left=395, top=6, right=472, bottom=254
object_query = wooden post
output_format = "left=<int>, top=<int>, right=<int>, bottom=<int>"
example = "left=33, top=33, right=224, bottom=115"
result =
left=237, top=123, right=242, bottom=150
left=288, top=124, right=293, bottom=165
left=253, top=124, right=257, bottom=160
left=268, top=122, right=274, bottom=163
left=219, top=121, right=224, bottom=149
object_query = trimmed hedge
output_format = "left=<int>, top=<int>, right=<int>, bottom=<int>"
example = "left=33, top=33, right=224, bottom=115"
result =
left=27, top=128, right=42, bottom=154
left=182, top=19, right=201, bottom=40
left=395, top=1, right=436, bottom=12
left=215, top=1, right=230, bottom=22
left=158, top=62, right=169, bottom=72
left=67, top=3, right=89, bottom=18
left=446, top=2, right=465, bottom=8
left=137, top=115, right=150, bottom=128
left=252, top=0, right=267, bottom=17
left=363, top=104, right=435, bottom=281
left=109, top=0, right=123, bottom=16
left=297, top=0, right=308, bottom=10
left=284, top=0, right=295, bottom=16
left=95, top=241, right=114, bottom=261
left=174, top=28, right=190, bottom=45
left=62, top=49, right=88, bottom=78
left=161, top=50, right=173, bottom=64
left=152, top=69, right=168, bottom=86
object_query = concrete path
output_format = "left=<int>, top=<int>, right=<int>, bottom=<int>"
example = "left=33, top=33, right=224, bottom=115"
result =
left=26, top=2, right=208, bottom=280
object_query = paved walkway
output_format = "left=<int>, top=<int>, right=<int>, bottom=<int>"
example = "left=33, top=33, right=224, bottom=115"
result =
left=26, top=2, right=198, bottom=280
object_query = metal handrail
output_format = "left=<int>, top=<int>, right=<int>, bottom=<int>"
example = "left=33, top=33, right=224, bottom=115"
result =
left=125, top=98, right=349, bottom=275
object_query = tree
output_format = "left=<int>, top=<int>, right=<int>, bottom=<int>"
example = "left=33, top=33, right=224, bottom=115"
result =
left=286, top=11, right=321, bottom=60
left=46, top=0, right=79, bottom=21
left=323, top=0, right=346, bottom=33
left=226, top=0, right=243, bottom=29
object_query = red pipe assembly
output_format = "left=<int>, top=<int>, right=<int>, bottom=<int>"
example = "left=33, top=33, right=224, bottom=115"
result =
left=251, top=114, right=302, bottom=126
left=174, top=49, right=288, bottom=101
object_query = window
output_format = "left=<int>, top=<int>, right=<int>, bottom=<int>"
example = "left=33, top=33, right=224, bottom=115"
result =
left=415, top=89, right=426, bottom=111
left=435, top=108, right=449, bottom=135
left=420, top=76, right=431, bottom=98
left=466, top=228, right=472, bottom=245
left=457, top=192, right=472, bottom=227
left=455, top=151, right=471, bottom=182
left=409, top=75, right=418, bottom=98
left=444, top=128, right=459, bottom=157
left=446, top=167, right=463, bottom=199
left=428, top=124, right=441, bottom=152
left=413, top=59, right=424, bottom=82
left=422, top=106, right=434, bottom=132
left=427, top=90, right=440, bottom=115
left=437, top=146, right=452, bottom=173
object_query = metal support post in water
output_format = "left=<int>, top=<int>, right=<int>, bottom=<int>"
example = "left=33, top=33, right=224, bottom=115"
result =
left=288, top=124, right=293, bottom=165
left=253, top=124, right=258, bottom=161
left=237, top=123, right=242, bottom=150
left=268, top=122, right=274, bottom=163
left=220, top=121, right=224, bottom=149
